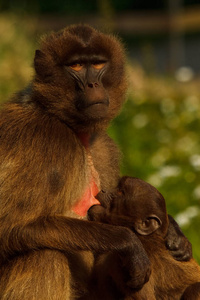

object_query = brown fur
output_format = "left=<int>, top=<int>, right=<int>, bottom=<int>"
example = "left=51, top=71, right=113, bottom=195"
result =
left=0, top=25, right=153, bottom=299
left=89, top=177, right=200, bottom=299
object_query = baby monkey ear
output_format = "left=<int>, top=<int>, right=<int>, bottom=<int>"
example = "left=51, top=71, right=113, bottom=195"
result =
left=135, top=215, right=162, bottom=236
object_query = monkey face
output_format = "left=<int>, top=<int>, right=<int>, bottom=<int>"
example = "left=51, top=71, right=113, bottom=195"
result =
left=65, top=55, right=109, bottom=120
left=33, top=25, right=127, bottom=131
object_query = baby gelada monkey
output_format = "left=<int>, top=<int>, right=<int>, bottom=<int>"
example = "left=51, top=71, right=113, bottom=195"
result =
left=88, top=177, right=200, bottom=300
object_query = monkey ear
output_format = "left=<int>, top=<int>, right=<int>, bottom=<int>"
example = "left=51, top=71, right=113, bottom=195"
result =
left=35, top=49, right=44, bottom=58
left=134, top=215, right=162, bottom=236
left=34, top=50, right=53, bottom=77
left=34, top=50, right=45, bottom=65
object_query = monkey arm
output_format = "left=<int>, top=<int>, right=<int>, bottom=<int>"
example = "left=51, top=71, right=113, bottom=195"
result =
left=165, top=215, right=192, bottom=261
left=1, top=216, right=136, bottom=256
left=0, top=215, right=151, bottom=290
left=88, top=204, right=134, bottom=227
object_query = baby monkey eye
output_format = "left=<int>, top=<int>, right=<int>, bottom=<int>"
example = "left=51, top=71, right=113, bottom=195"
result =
left=92, top=62, right=106, bottom=70
left=69, top=63, right=83, bottom=71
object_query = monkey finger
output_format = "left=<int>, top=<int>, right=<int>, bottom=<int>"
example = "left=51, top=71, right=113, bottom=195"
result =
left=168, top=249, right=192, bottom=262
left=124, top=260, right=151, bottom=292
left=126, top=269, right=150, bottom=291
left=166, top=237, right=192, bottom=262
left=166, top=215, right=193, bottom=261
left=87, top=205, right=107, bottom=222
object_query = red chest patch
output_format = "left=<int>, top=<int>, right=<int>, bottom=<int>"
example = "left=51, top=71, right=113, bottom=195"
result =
left=72, top=178, right=100, bottom=217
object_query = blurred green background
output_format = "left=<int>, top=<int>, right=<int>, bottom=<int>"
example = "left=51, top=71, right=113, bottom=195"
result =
left=0, top=0, right=200, bottom=262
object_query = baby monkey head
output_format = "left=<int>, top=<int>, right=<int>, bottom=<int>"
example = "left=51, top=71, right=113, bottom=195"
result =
left=90, top=177, right=169, bottom=237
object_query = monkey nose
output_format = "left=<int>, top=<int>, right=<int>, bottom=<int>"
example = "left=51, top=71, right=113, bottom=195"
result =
left=87, top=82, right=99, bottom=88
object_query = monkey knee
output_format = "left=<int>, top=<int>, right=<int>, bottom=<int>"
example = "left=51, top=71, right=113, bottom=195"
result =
left=0, top=250, right=71, bottom=300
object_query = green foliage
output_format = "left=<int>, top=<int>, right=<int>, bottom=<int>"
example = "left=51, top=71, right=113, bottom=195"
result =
left=0, top=15, right=36, bottom=101
left=109, top=70, right=200, bottom=262
left=1, top=15, right=200, bottom=262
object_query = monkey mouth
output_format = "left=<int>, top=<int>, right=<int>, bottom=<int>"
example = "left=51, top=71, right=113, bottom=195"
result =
left=84, top=98, right=109, bottom=109
left=75, top=97, right=109, bottom=111
left=75, top=97, right=109, bottom=120
left=86, top=100, right=109, bottom=109
left=84, top=101, right=109, bottom=119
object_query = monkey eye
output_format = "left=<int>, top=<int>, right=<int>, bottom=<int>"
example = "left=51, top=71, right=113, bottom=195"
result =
left=92, top=62, right=106, bottom=70
left=117, top=190, right=123, bottom=196
left=69, top=63, right=83, bottom=71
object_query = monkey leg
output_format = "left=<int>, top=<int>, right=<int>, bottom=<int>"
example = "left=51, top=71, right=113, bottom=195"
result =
left=0, top=249, right=71, bottom=300
left=181, top=282, right=200, bottom=300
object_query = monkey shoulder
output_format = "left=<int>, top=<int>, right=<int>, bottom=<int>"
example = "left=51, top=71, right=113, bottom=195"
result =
left=0, top=101, right=85, bottom=165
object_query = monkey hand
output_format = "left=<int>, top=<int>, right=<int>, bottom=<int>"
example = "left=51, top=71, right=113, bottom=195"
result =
left=87, top=204, right=108, bottom=222
left=87, top=190, right=114, bottom=222
left=165, top=215, right=192, bottom=261
left=118, top=240, right=151, bottom=292
left=95, top=190, right=114, bottom=209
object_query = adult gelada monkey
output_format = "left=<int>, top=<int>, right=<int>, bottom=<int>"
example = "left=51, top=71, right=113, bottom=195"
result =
left=89, top=177, right=200, bottom=300
left=0, top=24, right=192, bottom=299
left=0, top=24, right=151, bottom=299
